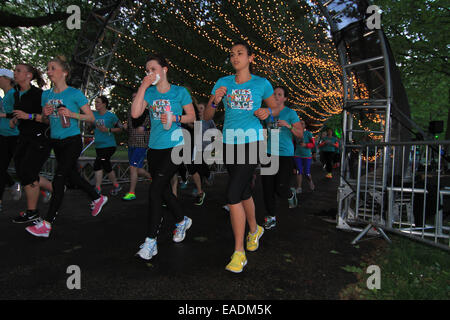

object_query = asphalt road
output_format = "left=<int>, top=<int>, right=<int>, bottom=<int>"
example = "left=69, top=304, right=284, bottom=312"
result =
left=0, top=162, right=377, bottom=300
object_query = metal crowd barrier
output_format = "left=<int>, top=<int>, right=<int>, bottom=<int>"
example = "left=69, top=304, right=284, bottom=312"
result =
left=341, top=141, right=450, bottom=250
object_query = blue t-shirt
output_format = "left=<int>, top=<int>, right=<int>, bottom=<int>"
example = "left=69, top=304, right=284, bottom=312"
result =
left=320, top=136, right=339, bottom=152
left=93, top=111, right=120, bottom=148
left=144, top=84, right=192, bottom=149
left=295, top=130, right=314, bottom=158
left=41, top=87, right=89, bottom=140
left=0, top=89, right=19, bottom=136
left=264, top=106, right=299, bottom=156
left=211, top=74, right=274, bottom=144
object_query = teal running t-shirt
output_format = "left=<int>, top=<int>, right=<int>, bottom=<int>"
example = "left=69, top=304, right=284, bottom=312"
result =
left=264, top=106, right=299, bottom=156
left=144, top=84, right=192, bottom=149
left=41, top=87, right=88, bottom=140
left=320, top=136, right=339, bottom=152
left=211, top=75, right=273, bottom=145
left=0, top=89, right=19, bottom=136
left=93, top=111, right=120, bottom=148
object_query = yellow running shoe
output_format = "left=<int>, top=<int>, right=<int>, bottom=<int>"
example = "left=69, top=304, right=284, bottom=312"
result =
left=225, top=251, right=247, bottom=273
left=246, top=225, right=264, bottom=252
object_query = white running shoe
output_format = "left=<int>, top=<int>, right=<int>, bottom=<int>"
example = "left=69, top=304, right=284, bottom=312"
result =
left=136, top=237, right=158, bottom=260
left=173, top=216, right=192, bottom=243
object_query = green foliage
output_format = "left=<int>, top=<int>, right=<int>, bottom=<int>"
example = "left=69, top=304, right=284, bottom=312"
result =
left=0, top=0, right=94, bottom=69
left=376, top=0, right=450, bottom=137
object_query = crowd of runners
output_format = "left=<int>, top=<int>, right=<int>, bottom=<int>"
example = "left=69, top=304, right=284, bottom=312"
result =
left=0, top=42, right=341, bottom=273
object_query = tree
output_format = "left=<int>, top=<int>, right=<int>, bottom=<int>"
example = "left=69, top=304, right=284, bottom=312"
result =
left=376, top=0, right=449, bottom=139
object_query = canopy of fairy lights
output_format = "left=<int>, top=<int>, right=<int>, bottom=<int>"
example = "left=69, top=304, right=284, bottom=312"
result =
left=101, top=0, right=373, bottom=133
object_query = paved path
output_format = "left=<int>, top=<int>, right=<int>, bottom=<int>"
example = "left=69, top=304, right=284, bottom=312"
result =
left=0, top=162, right=377, bottom=299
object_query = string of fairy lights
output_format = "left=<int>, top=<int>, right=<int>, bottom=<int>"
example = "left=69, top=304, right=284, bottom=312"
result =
left=101, top=0, right=380, bottom=135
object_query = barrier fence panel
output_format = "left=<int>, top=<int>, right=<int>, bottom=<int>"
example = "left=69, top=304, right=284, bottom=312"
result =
left=346, top=141, right=450, bottom=250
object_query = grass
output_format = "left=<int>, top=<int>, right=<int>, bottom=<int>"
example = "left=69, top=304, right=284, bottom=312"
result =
left=340, top=235, right=450, bottom=300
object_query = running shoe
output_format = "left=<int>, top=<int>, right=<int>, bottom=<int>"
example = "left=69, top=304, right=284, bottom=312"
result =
left=173, top=216, right=192, bottom=243
left=180, top=180, right=188, bottom=189
left=326, top=173, right=333, bottom=179
left=91, top=195, right=108, bottom=217
left=12, top=210, right=40, bottom=224
left=11, top=182, right=22, bottom=201
left=122, top=192, right=136, bottom=201
left=41, top=190, right=52, bottom=204
left=288, top=188, right=298, bottom=208
left=110, top=184, right=122, bottom=196
left=296, top=187, right=302, bottom=194
left=264, top=216, right=276, bottom=230
left=225, top=251, right=247, bottom=273
left=204, top=173, right=214, bottom=187
left=25, top=218, right=51, bottom=238
left=194, top=192, right=205, bottom=206
left=246, top=225, right=264, bottom=252
left=136, top=237, right=158, bottom=260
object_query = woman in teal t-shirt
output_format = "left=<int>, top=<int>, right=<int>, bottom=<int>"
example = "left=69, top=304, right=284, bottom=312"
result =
left=262, top=86, right=303, bottom=230
left=294, top=120, right=316, bottom=193
left=25, top=56, right=108, bottom=239
left=92, top=95, right=123, bottom=196
left=204, top=41, right=276, bottom=273
left=319, top=127, right=339, bottom=179
left=132, top=54, right=196, bottom=261
left=0, top=69, right=18, bottom=213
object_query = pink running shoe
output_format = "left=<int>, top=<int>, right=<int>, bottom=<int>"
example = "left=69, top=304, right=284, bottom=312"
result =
left=91, top=195, right=108, bottom=217
left=26, top=219, right=51, bottom=238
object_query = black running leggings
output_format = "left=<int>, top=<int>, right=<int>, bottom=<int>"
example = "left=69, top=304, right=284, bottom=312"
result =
left=261, top=156, right=293, bottom=216
left=147, top=147, right=184, bottom=239
left=46, top=135, right=100, bottom=223
left=223, top=142, right=259, bottom=205
left=94, top=147, right=116, bottom=173
left=322, top=151, right=335, bottom=174
left=14, top=134, right=51, bottom=186
left=0, top=135, right=17, bottom=200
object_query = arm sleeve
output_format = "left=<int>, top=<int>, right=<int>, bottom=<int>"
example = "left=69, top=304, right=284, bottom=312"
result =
left=262, top=79, right=274, bottom=100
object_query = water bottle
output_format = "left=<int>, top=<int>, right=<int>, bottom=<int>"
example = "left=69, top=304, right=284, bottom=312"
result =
left=163, top=110, right=173, bottom=130
left=57, top=104, right=71, bottom=128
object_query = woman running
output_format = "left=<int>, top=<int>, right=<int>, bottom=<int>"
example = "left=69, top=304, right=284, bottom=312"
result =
left=204, top=41, right=274, bottom=273
left=190, top=102, right=216, bottom=206
left=122, top=92, right=152, bottom=201
left=262, top=86, right=303, bottom=230
left=294, top=120, right=315, bottom=194
left=6, top=63, right=52, bottom=224
left=132, top=54, right=196, bottom=260
left=26, top=56, right=108, bottom=238
left=92, top=95, right=123, bottom=196
left=0, top=69, right=19, bottom=212
left=319, top=127, right=339, bottom=179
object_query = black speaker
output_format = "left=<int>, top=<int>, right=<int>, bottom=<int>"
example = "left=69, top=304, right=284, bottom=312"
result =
left=429, top=121, right=444, bottom=134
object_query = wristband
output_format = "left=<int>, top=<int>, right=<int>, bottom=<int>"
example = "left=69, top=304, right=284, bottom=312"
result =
left=269, top=108, right=274, bottom=122
left=29, top=114, right=32, bottom=120
left=211, top=102, right=217, bottom=109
